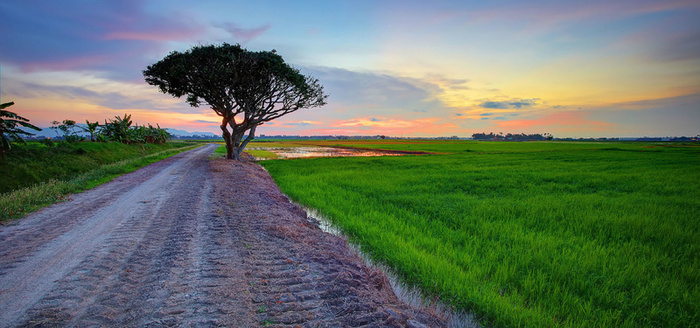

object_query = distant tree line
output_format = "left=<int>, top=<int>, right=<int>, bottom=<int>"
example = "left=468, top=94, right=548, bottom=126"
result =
left=1, top=101, right=173, bottom=160
left=472, top=132, right=554, bottom=141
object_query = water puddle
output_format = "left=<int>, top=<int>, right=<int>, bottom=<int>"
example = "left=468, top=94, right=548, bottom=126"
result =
left=249, top=146, right=416, bottom=160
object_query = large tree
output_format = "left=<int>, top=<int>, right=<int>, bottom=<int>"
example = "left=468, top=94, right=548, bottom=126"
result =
left=143, top=43, right=327, bottom=160
left=0, top=101, right=41, bottom=159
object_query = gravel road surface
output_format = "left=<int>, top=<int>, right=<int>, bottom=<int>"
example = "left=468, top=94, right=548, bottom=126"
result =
left=0, top=144, right=446, bottom=327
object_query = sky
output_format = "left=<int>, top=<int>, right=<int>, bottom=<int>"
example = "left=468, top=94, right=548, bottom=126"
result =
left=1, top=0, right=699, bottom=138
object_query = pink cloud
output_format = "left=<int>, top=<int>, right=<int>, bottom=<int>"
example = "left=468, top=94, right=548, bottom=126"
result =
left=222, top=23, right=271, bottom=43
left=494, top=111, right=614, bottom=132
left=302, top=116, right=460, bottom=136
left=259, top=116, right=463, bottom=136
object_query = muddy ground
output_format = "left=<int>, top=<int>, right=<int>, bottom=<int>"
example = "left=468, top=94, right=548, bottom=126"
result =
left=0, top=144, right=447, bottom=327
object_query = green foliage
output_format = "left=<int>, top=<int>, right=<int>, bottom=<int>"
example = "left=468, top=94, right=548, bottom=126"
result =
left=260, top=140, right=700, bottom=328
left=0, top=101, right=41, bottom=158
left=131, top=123, right=172, bottom=144
left=0, top=142, right=198, bottom=221
left=97, top=114, right=171, bottom=144
left=143, top=43, right=327, bottom=160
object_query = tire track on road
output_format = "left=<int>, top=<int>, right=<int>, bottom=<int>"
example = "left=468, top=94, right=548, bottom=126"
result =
left=210, top=159, right=448, bottom=328
left=0, top=144, right=228, bottom=327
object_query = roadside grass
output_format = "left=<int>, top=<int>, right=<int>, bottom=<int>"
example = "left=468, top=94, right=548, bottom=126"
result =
left=1, top=141, right=198, bottom=194
left=0, top=142, right=199, bottom=221
left=213, top=143, right=280, bottom=160
left=259, top=140, right=700, bottom=328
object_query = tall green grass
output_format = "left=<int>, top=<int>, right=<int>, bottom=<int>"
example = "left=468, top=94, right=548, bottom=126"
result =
left=260, top=141, right=700, bottom=328
left=1, top=142, right=198, bottom=221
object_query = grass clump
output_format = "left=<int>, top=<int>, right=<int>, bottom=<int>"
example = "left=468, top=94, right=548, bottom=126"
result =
left=260, top=140, right=700, bottom=328
left=1, top=142, right=198, bottom=221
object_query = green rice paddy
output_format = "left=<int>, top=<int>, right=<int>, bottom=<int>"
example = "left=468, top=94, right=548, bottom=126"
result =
left=258, top=140, right=699, bottom=328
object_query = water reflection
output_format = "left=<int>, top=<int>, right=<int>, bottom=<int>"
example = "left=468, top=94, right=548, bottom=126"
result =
left=249, top=146, right=410, bottom=160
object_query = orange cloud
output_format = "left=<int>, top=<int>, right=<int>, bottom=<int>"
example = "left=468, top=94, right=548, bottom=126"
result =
left=335, top=117, right=428, bottom=128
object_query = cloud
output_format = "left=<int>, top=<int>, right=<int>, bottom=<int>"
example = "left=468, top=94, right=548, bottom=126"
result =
left=655, top=31, right=700, bottom=62
left=494, top=111, right=613, bottom=132
left=606, top=93, right=700, bottom=111
left=222, top=23, right=271, bottom=43
left=297, top=116, right=460, bottom=136
left=479, top=98, right=539, bottom=109
left=281, top=121, right=322, bottom=126
left=459, top=0, right=700, bottom=32
left=194, top=120, right=220, bottom=124
left=4, top=78, right=193, bottom=113
left=421, top=74, right=470, bottom=90
left=0, top=0, right=203, bottom=75
left=617, top=18, right=700, bottom=63
left=589, top=93, right=700, bottom=136
left=335, top=117, right=423, bottom=128
left=303, top=67, right=445, bottom=116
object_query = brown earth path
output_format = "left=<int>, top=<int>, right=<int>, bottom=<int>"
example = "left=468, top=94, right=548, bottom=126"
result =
left=0, top=144, right=446, bottom=327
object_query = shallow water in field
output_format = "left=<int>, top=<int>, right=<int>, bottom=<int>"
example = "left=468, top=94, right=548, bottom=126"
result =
left=249, top=146, right=410, bottom=160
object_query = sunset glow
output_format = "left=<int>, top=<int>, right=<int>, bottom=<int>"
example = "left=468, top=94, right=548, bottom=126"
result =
left=1, top=0, right=698, bottom=138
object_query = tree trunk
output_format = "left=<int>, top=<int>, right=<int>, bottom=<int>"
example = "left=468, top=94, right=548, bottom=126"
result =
left=221, top=116, right=257, bottom=161
left=232, top=130, right=243, bottom=161
left=235, top=125, right=256, bottom=160
left=220, top=117, right=234, bottom=159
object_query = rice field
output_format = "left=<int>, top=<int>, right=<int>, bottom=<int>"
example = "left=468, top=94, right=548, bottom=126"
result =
left=257, top=140, right=700, bottom=328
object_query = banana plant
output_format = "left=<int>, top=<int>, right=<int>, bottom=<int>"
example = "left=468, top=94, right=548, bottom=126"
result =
left=101, top=113, right=133, bottom=143
left=85, top=120, right=101, bottom=142
left=1, top=102, right=41, bottom=159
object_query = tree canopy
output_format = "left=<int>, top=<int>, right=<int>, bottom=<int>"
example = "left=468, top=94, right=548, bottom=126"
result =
left=143, top=43, right=328, bottom=160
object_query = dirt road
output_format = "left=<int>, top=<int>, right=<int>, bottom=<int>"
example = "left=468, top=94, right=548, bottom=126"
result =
left=0, top=144, right=446, bottom=327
